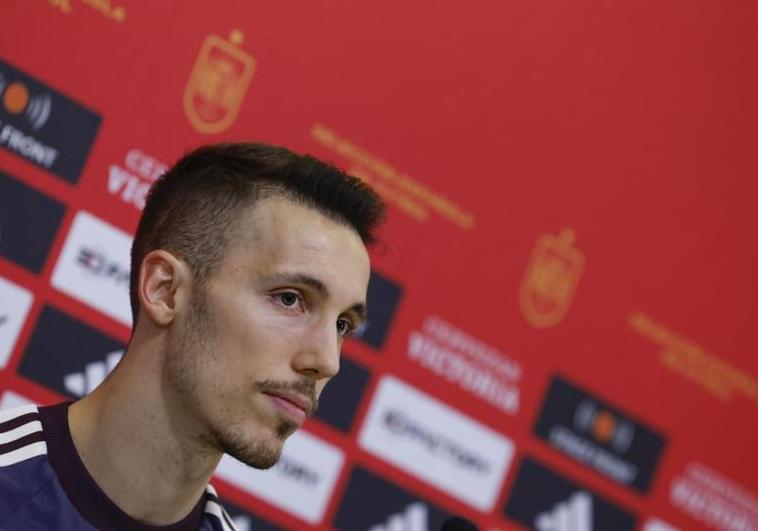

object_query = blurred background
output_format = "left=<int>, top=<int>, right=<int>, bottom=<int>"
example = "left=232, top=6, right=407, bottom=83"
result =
left=0, top=1, right=755, bottom=529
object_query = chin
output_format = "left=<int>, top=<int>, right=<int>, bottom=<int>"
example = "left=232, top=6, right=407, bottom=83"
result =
left=229, top=443, right=282, bottom=470
left=214, top=420, right=296, bottom=469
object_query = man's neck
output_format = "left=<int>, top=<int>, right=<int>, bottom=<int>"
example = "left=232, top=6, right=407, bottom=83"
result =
left=68, top=349, right=221, bottom=526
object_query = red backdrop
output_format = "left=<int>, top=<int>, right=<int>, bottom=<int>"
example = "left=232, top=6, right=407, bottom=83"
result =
left=0, top=1, right=756, bottom=530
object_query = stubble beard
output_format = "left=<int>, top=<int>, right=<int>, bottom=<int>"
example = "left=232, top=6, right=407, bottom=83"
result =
left=166, top=287, right=294, bottom=470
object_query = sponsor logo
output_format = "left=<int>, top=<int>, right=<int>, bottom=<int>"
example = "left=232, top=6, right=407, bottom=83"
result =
left=353, top=270, right=403, bottom=350
left=79, top=0, right=126, bottom=22
left=334, top=467, right=449, bottom=530
left=503, top=457, right=637, bottom=531
left=535, top=491, right=592, bottom=531
left=537, top=492, right=593, bottom=531
left=51, top=211, right=133, bottom=326
left=359, top=375, right=514, bottom=511
left=311, top=124, right=476, bottom=230
left=0, top=58, right=101, bottom=183
left=670, top=462, right=758, bottom=531
left=46, top=0, right=126, bottom=23
left=643, top=519, right=679, bottom=531
left=0, top=169, right=66, bottom=273
left=47, top=0, right=73, bottom=15
left=0, top=276, right=33, bottom=369
left=407, top=315, right=522, bottom=415
left=630, top=311, right=758, bottom=405
left=76, top=246, right=130, bottom=285
left=382, top=409, right=489, bottom=474
left=534, top=376, right=666, bottom=492
left=64, top=350, right=123, bottom=397
left=18, top=305, right=126, bottom=397
left=519, top=229, right=584, bottom=328
left=312, top=355, right=370, bottom=432
left=274, top=455, right=319, bottom=485
left=2, top=79, right=51, bottom=130
left=107, top=149, right=167, bottom=211
left=370, top=502, right=427, bottom=531
left=184, top=31, right=255, bottom=134
left=215, top=429, right=344, bottom=524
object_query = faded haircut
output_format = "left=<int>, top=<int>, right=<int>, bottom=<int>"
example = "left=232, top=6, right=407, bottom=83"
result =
left=129, top=143, right=385, bottom=324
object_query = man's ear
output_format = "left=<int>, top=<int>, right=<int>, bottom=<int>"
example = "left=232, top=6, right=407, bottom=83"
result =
left=138, top=250, right=191, bottom=326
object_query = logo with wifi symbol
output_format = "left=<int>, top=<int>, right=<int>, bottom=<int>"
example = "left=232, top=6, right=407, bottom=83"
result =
left=574, top=400, right=635, bottom=454
left=0, top=74, right=52, bottom=130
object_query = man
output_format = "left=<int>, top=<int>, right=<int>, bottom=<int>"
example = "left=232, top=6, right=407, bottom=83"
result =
left=0, top=143, right=385, bottom=530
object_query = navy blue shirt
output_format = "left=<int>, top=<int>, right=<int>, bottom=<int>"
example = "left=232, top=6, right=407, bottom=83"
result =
left=0, top=402, right=237, bottom=530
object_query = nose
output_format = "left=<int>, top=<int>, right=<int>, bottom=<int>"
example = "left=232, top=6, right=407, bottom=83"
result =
left=291, top=317, right=341, bottom=380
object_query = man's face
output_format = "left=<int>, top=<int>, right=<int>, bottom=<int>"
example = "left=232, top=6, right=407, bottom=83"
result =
left=166, top=196, right=371, bottom=468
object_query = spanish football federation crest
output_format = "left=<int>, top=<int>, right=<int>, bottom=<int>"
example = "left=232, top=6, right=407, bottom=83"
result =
left=183, top=30, right=256, bottom=134
left=519, top=229, right=584, bottom=328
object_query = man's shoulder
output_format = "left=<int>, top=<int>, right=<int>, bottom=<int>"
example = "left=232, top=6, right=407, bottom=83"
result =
left=0, top=403, right=49, bottom=471
left=0, top=404, right=242, bottom=530
left=0, top=404, right=55, bottom=518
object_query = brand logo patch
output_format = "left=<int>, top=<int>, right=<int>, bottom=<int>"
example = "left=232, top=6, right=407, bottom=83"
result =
left=0, top=170, right=66, bottom=273
left=334, top=467, right=449, bottom=530
left=0, top=276, right=33, bottom=369
left=0, top=58, right=101, bottom=183
left=51, top=211, right=133, bottom=326
left=534, top=376, right=667, bottom=492
left=18, top=305, right=126, bottom=397
left=503, top=457, right=637, bottom=531
left=214, top=429, right=344, bottom=524
left=359, top=375, right=514, bottom=511
left=184, top=31, right=255, bottom=134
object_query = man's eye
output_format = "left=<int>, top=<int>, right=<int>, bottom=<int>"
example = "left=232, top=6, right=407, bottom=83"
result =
left=337, top=319, right=354, bottom=338
left=275, top=291, right=302, bottom=308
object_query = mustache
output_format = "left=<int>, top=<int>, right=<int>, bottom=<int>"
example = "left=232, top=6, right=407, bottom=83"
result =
left=254, top=379, right=319, bottom=416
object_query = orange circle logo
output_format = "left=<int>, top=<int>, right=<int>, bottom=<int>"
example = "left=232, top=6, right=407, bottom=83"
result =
left=3, top=82, right=29, bottom=114
left=591, top=410, right=617, bottom=443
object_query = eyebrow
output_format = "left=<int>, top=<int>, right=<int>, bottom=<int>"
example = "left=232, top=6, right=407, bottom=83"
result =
left=267, top=272, right=367, bottom=323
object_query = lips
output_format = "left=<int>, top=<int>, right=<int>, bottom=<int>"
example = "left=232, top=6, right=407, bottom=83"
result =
left=266, top=391, right=312, bottom=413
left=263, top=391, right=312, bottom=424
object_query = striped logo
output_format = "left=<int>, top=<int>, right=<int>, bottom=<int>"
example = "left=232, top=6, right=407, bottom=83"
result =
left=0, top=404, right=47, bottom=467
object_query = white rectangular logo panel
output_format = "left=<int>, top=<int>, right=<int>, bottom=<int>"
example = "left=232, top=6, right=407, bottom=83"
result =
left=0, top=276, right=33, bottom=368
left=214, top=429, right=344, bottom=524
left=359, top=375, right=515, bottom=511
left=51, top=211, right=133, bottom=326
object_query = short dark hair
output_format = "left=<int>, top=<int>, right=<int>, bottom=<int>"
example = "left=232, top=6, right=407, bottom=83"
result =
left=129, top=143, right=385, bottom=324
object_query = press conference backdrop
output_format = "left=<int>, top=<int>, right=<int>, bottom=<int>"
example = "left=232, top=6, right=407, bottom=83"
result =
left=0, top=2, right=755, bottom=530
